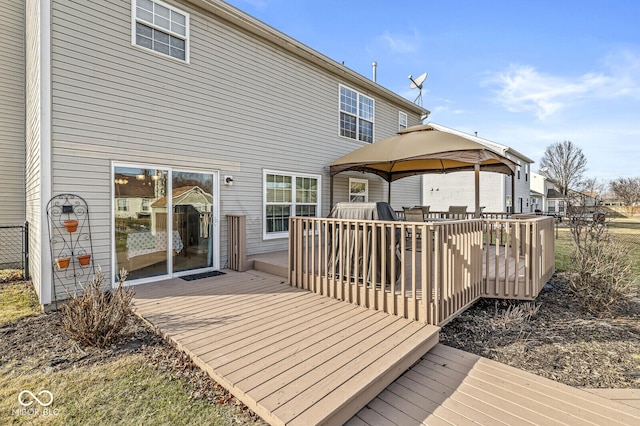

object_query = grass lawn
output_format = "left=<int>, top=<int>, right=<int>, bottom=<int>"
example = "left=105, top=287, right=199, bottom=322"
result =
left=0, top=278, right=262, bottom=425
left=0, top=271, right=40, bottom=323
left=553, top=219, right=640, bottom=285
left=0, top=357, right=237, bottom=425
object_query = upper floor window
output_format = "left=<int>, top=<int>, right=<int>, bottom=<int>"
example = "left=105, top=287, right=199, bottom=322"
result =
left=133, top=0, right=189, bottom=62
left=398, top=111, right=408, bottom=130
left=339, top=85, right=374, bottom=143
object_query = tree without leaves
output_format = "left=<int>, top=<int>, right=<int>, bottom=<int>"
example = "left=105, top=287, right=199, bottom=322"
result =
left=609, top=177, right=640, bottom=206
left=581, top=177, right=604, bottom=197
left=539, top=141, right=587, bottom=196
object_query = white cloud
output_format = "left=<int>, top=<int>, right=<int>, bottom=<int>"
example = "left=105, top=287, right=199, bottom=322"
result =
left=600, top=49, right=640, bottom=98
left=483, top=65, right=611, bottom=120
left=374, top=29, right=420, bottom=54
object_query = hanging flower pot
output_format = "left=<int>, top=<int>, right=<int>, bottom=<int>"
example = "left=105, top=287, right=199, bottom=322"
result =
left=56, top=257, right=71, bottom=269
left=63, top=220, right=78, bottom=233
left=77, top=254, right=91, bottom=266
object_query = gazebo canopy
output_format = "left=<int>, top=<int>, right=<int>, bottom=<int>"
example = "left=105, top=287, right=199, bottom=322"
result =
left=329, top=124, right=516, bottom=181
left=328, top=124, right=518, bottom=216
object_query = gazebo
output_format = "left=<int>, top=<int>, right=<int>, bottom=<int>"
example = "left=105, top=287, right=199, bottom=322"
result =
left=328, top=124, right=517, bottom=217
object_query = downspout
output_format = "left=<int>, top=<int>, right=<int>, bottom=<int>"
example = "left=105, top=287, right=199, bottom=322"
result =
left=511, top=173, right=516, bottom=214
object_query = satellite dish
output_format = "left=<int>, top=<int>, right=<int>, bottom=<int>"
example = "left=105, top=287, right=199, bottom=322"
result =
left=408, top=72, right=428, bottom=106
left=409, top=72, right=427, bottom=89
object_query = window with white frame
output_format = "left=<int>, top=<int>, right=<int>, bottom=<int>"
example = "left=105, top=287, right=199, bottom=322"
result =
left=339, top=85, right=374, bottom=143
left=264, top=171, right=320, bottom=238
left=398, top=111, right=408, bottom=130
left=133, top=0, right=189, bottom=61
left=141, top=198, right=150, bottom=212
left=117, top=199, right=129, bottom=212
left=349, top=178, right=368, bottom=202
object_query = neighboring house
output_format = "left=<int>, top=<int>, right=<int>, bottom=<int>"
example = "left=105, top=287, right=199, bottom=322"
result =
left=544, top=178, right=599, bottom=217
left=421, top=123, right=534, bottom=213
left=530, top=172, right=547, bottom=213
left=546, top=187, right=567, bottom=217
left=113, top=172, right=156, bottom=220
left=6, top=0, right=428, bottom=307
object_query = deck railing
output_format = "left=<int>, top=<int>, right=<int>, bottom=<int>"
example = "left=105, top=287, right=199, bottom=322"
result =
left=289, top=215, right=555, bottom=325
left=395, top=210, right=514, bottom=221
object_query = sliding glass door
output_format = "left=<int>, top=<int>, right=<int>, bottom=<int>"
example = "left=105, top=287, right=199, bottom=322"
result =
left=171, top=171, right=214, bottom=274
left=113, top=165, right=216, bottom=283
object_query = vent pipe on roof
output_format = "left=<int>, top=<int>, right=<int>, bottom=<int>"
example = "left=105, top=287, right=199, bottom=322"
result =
left=372, top=61, right=377, bottom=82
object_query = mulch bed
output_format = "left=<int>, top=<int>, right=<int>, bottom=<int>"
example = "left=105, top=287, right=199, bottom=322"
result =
left=0, top=309, right=266, bottom=424
left=440, top=273, right=640, bottom=388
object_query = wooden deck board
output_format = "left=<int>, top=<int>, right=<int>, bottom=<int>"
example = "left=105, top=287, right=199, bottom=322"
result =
left=429, top=344, right=640, bottom=420
left=352, top=344, right=640, bottom=425
left=582, top=389, right=640, bottom=410
left=134, top=269, right=439, bottom=426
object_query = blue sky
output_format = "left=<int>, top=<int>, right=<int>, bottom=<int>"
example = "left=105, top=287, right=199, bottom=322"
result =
left=225, top=0, right=639, bottom=181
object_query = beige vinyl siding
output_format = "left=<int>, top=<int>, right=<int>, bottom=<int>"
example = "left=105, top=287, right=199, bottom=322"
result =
left=49, top=0, right=423, bottom=282
left=25, top=0, right=45, bottom=302
left=0, top=0, right=26, bottom=225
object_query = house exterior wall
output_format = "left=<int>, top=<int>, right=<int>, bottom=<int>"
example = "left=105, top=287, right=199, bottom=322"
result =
left=38, top=0, right=423, bottom=297
left=507, top=161, right=533, bottom=213
left=421, top=159, right=532, bottom=213
left=422, top=172, right=504, bottom=212
left=25, top=0, right=53, bottom=304
left=531, top=172, right=546, bottom=212
left=0, top=0, right=26, bottom=226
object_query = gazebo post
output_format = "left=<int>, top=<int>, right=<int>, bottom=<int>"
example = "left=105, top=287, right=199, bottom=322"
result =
left=330, top=174, right=334, bottom=209
left=474, top=163, right=480, bottom=218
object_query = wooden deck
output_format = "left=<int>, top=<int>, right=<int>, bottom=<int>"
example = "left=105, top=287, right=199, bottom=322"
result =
left=349, top=344, right=640, bottom=425
left=133, top=269, right=440, bottom=426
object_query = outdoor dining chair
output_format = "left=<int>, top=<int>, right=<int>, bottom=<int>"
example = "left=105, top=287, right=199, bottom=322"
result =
left=418, top=205, right=430, bottom=220
left=447, top=205, right=468, bottom=219
left=403, top=207, right=425, bottom=250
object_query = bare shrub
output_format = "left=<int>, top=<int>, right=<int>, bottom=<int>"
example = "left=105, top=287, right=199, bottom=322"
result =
left=568, top=218, right=634, bottom=315
left=495, top=301, right=541, bottom=328
left=60, top=268, right=134, bottom=348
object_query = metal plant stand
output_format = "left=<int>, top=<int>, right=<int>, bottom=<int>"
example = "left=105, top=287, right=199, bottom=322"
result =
left=46, top=194, right=96, bottom=306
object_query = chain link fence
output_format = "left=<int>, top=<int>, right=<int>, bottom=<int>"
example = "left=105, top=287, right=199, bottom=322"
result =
left=0, top=223, right=29, bottom=279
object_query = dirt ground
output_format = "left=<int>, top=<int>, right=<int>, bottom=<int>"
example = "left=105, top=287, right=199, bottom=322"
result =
left=0, top=307, right=266, bottom=424
left=440, top=272, right=640, bottom=388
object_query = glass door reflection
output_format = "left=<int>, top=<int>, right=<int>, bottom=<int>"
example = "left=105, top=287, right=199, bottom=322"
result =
left=114, top=167, right=169, bottom=281
left=171, top=171, right=214, bottom=274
